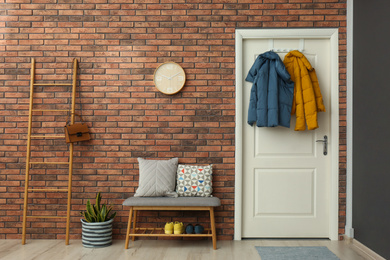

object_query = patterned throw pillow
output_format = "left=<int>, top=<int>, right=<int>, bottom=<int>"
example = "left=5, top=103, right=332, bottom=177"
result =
left=176, top=164, right=213, bottom=197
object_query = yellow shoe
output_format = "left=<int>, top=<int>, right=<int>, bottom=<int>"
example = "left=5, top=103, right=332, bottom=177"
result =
left=165, top=222, right=174, bottom=234
left=173, top=221, right=184, bottom=234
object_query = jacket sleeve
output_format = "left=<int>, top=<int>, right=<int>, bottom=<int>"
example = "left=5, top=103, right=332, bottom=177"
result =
left=298, top=54, right=325, bottom=112
left=309, top=69, right=326, bottom=112
left=247, top=81, right=257, bottom=126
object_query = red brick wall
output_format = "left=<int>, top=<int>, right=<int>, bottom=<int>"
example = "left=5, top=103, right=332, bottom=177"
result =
left=0, top=0, right=347, bottom=240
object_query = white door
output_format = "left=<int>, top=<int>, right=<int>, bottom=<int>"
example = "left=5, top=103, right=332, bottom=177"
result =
left=242, top=38, right=332, bottom=238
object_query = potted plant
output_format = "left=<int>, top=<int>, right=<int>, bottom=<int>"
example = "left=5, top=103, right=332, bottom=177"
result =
left=80, top=192, right=116, bottom=248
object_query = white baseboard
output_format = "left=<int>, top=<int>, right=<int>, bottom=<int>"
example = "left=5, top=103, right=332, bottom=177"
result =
left=344, top=236, right=386, bottom=260
left=345, top=227, right=354, bottom=238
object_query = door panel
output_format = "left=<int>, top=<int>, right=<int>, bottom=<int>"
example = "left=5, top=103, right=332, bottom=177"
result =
left=242, top=38, right=331, bottom=238
left=255, top=169, right=315, bottom=215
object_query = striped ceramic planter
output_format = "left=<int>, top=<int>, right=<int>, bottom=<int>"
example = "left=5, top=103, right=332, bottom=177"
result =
left=81, top=218, right=113, bottom=248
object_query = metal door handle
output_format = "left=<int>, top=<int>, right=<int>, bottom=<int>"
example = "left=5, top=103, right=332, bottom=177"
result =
left=316, top=135, right=328, bottom=155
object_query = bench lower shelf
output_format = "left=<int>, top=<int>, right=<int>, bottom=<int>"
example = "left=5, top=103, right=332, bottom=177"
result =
left=124, top=205, right=218, bottom=250
left=129, top=227, right=212, bottom=237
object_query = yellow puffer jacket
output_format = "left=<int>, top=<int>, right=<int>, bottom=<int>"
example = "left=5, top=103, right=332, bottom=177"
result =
left=283, top=50, right=325, bottom=131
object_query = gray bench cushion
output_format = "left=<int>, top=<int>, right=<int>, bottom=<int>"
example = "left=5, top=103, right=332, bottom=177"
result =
left=123, top=196, right=221, bottom=207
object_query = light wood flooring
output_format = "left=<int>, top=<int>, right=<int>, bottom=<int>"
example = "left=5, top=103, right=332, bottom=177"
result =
left=0, top=238, right=375, bottom=260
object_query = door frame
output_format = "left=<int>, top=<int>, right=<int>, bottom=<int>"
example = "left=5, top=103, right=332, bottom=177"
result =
left=234, top=28, right=339, bottom=240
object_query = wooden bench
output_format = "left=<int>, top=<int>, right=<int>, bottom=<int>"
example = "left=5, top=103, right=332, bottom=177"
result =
left=123, top=196, right=221, bottom=250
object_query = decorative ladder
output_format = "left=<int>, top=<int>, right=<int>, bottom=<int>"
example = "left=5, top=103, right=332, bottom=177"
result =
left=22, top=58, right=78, bottom=245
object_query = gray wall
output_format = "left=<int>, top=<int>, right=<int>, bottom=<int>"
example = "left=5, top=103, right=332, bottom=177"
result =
left=353, top=1, right=390, bottom=259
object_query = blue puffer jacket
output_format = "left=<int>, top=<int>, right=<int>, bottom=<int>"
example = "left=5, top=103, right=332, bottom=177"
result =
left=245, top=51, right=294, bottom=128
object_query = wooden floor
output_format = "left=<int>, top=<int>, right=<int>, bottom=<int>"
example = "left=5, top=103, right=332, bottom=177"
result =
left=0, top=238, right=373, bottom=260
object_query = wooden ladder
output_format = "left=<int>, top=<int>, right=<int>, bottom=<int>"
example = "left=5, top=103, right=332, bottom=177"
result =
left=22, top=58, right=78, bottom=245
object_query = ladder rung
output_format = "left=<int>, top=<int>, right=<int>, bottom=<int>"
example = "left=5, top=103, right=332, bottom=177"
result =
left=28, top=188, right=68, bottom=192
left=30, top=162, right=69, bottom=165
left=32, top=109, right=70, bottom=112
left=26, top=216, right=68, bottom=219
left=33, top=83, right=73, bottom=86
left=30, top=135, right=65, bottom=138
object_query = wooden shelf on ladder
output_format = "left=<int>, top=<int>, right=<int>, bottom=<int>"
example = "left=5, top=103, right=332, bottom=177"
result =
left=22, top=58, right=78, bottom=245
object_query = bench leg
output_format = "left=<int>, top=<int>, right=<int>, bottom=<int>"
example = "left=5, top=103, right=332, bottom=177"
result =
left=125, top=207, right=133, bottom=249
left=209, top=207, right=217, bottom=250
left=132, top=210, right=137, bottom=242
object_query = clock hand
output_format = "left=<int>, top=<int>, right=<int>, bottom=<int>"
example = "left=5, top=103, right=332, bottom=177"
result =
left=161, top=75, right=170, bottom=79
left=168, top=72, right=181, bottom=80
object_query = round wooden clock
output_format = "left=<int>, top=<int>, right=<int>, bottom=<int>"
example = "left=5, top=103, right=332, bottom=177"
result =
left=153, top=62, right=186, bottom=95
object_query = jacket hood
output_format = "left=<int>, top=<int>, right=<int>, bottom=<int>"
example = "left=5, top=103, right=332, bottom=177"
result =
left=285, top=50, right=304, bottom=58
left=260, top=51, right=280, bottom=60
left=284, top=50, right=313, bottom=71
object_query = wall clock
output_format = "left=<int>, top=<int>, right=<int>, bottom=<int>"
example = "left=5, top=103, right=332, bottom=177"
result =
left=153, top=61, right=186, bottom=95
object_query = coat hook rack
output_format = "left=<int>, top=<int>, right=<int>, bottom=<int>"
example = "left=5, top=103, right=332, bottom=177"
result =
left=271, top=48, right=304, bottom=53
left=268, top=39, right=305, bottom=53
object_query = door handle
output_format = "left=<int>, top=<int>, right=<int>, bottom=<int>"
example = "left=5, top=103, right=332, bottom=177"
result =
left=316, top=135, right=328, bottom=156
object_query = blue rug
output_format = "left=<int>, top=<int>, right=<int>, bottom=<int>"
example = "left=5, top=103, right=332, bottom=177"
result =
left=255, top=246, right=340, bottom=260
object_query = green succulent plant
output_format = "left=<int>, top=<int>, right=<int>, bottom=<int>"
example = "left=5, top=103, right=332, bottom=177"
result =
left=80, top=192, right=116, bottom=223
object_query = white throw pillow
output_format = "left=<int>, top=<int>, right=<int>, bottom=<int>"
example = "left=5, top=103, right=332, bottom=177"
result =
left=134, top=158, right=179, bottom=197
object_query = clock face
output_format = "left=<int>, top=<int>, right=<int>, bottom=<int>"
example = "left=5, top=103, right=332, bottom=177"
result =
left=153, top=62, right=186, bottom=95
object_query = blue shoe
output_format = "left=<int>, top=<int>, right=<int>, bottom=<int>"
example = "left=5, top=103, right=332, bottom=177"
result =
left=194, top=224, right=204, bottom=234
left=185, top=224, right=194, bottom=234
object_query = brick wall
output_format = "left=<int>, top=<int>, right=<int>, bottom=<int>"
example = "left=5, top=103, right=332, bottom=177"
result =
left=0, top=0, right=347, bottom=240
